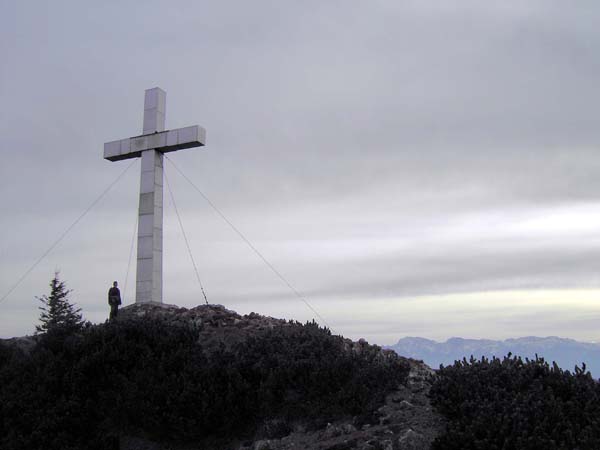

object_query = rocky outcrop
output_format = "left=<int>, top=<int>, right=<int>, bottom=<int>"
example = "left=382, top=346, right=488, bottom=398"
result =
left=3, top=303, right=445, bottom=449
left=119, top=303, right=399, bottom=364
left=119, top=302, right=304, bottom=353
left=239, top=359, right=445, bottom=450
left=116, top=303, right=446, bottom=449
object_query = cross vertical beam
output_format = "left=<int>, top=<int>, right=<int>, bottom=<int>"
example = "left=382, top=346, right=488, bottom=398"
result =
left=137, top=88, right=165, bottom=303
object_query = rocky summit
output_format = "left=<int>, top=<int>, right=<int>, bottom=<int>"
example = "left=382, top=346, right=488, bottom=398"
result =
left=116, top=303, right=445, bottom=450
left=5, top=303, right=598, bottom=449
left=119, top=302, right=291, bottom=348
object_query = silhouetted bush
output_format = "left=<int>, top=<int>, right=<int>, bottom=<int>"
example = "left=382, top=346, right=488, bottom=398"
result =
left=430, top=354, right=600, bottom=450
left=0, top=317, right=408, bottom=449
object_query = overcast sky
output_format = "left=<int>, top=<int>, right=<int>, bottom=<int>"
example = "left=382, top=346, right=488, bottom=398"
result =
left=2, top=1, right=600, bottom=344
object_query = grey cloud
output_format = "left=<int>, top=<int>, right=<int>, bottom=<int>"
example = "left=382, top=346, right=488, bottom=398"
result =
left=294, top=241, right=600, bottom=300
left=2, top=1, right=600, bottom=340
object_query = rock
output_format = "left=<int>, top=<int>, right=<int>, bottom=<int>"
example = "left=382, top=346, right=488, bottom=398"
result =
left=341, top=424, right=357, bottom=434
left=358, top=444, right=376, bottom=450
left=254, top=439, right=272, bottom=450
left=322, top=423, right=342, bottom=439
left=398, top=429, right=428, bottom=450
left=379, top=415, right=392, bottom=425
left=324, top=439, right=358, bottom=450
left=380, top=440, right=394, bottom=450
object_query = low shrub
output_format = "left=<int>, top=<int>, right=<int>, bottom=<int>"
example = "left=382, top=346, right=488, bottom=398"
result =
left=430, top=354, right=600, bottom=450
left=0, top=316, right=408, bottom=449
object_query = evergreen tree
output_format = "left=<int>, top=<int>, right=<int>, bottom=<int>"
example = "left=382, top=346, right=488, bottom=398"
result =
left=36, top=272, right=84, bottom=333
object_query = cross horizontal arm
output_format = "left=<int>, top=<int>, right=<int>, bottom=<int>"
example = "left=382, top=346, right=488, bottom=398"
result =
left=104, top=125, right=206, bottom=162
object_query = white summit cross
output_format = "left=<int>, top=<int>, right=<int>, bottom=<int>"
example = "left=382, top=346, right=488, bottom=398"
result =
left=104, top=87, right=206, bottom=304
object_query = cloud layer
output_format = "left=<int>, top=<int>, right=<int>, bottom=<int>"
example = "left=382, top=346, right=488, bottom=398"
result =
left=2, top=1, right=600, bottom=342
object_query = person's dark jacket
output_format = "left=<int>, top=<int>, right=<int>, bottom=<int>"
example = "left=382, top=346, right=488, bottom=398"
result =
left=108, top=287, right=121, bottom=306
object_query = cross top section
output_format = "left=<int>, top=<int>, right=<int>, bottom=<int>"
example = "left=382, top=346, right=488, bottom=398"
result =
left=143, top=88, right=166, bottom=134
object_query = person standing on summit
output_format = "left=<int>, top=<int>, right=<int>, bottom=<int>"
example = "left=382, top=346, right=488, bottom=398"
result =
left=108, top=281, right=122, bottom=320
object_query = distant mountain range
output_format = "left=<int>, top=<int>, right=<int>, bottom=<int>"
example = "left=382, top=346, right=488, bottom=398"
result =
left=386, top=336, right=600, bottom=378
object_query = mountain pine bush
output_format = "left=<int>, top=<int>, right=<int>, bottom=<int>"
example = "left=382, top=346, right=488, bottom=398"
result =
left=430, top=354, right=600, bottom=449
left=0, top=315, right=408, bottom=450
